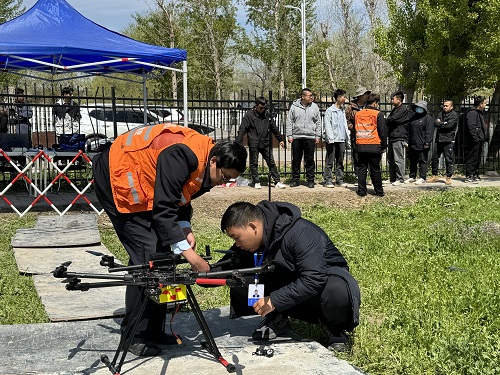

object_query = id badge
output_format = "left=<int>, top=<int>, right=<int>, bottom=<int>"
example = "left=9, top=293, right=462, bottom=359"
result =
left=248, top=283, right=264, bottom=306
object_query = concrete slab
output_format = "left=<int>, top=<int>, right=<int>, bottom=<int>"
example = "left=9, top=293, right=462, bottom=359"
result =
left=34, top=214, right=98, bottom=230
left=0, top=306, right=364, bottom=375
left=11, top=228, right=101, bottom=248
left=14, top=245, right=115, bottom=275
left=33, top=274, right=126, bottom=322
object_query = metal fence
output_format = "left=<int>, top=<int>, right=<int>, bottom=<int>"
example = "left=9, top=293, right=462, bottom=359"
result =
left=1, top=86, right=500, bottom=183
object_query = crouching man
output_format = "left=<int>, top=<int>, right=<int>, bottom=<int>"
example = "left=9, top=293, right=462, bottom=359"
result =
left=219, top=200, right=361, bottom=351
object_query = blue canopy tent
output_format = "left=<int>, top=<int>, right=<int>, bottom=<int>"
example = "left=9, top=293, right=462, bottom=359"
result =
left=0, top=0, right=189, bottom=127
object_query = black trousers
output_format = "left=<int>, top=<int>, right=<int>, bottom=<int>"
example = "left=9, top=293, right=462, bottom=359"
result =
left=249, top=146, right=281, bottom=184
left=291, top=138, right=316, bottom=182
left=409, top=148, right=430, bottom=179
left=93, top=152, right=167, bottom=342
left=357, top=152, right=383, bottom=196
left=350, top=137, right=359, bottom=177
left=465, top=141, right=483, bottom=178
left=431, top=142, right=454, bottom=177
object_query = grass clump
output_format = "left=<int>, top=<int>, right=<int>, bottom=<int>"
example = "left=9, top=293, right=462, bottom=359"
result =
left=305, top=188, right=500, bottom=375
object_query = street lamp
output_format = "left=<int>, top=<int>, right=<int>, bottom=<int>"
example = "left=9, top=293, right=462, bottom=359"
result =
left=285, top=0, right=306, bottom=89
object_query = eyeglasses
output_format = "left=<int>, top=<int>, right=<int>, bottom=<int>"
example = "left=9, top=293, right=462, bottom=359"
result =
left=220, top=168, right=232, bottom=183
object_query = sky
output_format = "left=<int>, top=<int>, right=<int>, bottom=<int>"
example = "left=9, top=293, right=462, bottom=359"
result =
left=21, top=0, right=152, bottom=33
left=21, top=0, right=249, bottom=34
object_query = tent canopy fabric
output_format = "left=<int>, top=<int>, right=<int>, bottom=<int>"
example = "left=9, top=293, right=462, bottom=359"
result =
left=0, top=0, right=187, bottom=76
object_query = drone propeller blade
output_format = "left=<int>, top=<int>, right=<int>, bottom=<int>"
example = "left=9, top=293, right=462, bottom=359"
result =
left=214, top=250, right=233, bottom=254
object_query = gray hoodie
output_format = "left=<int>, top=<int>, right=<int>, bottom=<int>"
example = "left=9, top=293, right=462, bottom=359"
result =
left=285, top=98, right=321, bottom=139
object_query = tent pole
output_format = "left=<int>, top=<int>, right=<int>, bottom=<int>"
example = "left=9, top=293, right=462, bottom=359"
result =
left=183, top=60, right=188, bottom=128
left=143, top=71, right=148, bottom=126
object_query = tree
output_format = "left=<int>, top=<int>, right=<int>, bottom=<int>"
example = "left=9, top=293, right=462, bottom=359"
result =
left=374, top=0, right=427, bottom=102
left=242, top=0, right=316, bottom=97
left=0, top=0, right=25, bottom=88
left=179, top=0, right=244, bottom=99
left=0, top=0, right=23, bottom=24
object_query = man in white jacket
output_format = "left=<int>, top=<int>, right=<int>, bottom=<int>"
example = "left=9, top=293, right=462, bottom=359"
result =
left=323, top=89, right=350, bottom=187
left=285, top=88, right=321, bottom=188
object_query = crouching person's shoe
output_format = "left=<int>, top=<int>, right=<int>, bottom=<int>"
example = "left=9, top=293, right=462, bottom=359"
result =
left=327, top=331, right=349, bottom=353
left=128, top=341, right=161, bottom=357
left=252, top=313, right=292, bottom=340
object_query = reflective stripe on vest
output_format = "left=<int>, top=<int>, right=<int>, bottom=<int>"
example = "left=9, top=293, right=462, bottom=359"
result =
left=126, top=171, right=141, bottom=204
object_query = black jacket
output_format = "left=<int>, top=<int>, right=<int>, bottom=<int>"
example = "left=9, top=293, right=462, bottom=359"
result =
left=236, top=108, right=282, bottom=148
left=434, top=110, right=459, bottom=143
left=409, top=112, right=434, bottom=150
left=386, top=104, right=411, bottom=141
left=256, top=201, right=348, bottom=312
left=0, top=113, right=8, bottom=133
left=465, top=108, right=487, bottom=143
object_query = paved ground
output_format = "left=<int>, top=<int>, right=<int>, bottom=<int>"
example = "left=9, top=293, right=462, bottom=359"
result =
left=0, top=307, right=365, bottom=375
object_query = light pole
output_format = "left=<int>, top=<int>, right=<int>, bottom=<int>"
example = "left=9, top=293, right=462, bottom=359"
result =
left=285, top=0, right=306, bottom=89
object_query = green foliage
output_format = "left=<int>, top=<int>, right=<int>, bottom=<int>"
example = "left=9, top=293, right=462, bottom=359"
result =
left=0, top=0, right=23, bottom=24
left=375, top=0, right=500, bottom=98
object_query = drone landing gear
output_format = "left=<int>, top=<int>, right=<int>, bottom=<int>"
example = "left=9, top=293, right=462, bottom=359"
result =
left=100, top=284, right=236, bottom=375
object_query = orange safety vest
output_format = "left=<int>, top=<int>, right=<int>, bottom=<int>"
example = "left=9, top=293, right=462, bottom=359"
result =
left=355, top=108, right=381, bottom=145
left=108, top=124, right=215, bottom=213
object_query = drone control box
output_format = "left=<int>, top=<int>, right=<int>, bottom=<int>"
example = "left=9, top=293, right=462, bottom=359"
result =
left=159, top=284, right=187, bottom=304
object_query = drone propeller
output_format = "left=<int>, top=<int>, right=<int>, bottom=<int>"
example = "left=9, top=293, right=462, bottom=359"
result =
left=86, top=250, right=107, bottom=257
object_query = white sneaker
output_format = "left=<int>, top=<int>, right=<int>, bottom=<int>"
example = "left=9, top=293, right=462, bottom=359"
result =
left=405, top=178, right=416, bottom=184
left=254, top=183, right=262, bottom=189
left=392, top=180, right=403, bottom=186
left=415, top=178, right=426, bottom=184
left=275, top=182, right=286, bottom=189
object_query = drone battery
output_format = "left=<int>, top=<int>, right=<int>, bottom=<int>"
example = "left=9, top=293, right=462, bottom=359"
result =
left=159, top=284, right=187, bottom=304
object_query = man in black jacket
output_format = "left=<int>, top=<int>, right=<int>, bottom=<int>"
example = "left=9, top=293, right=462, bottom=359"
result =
left=386, top=91, right=411, bottom=186
left=427, top=100, right=459, bottom=185
left=406, top=100, right=435, bottom=184
left=220, top=201, right=360, bottom=352
left=464, top=96, right=487, bottom=183
left=236, top=97, right=285, bottom=189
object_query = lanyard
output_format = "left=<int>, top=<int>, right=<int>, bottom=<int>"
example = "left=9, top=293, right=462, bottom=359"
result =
left=254, top=251, right=265, bottom=284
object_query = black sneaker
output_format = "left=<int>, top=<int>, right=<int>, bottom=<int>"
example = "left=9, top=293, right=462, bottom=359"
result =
left=251, top=313, right=292, bottom=340
left=307, top=181, right=315, bottom=188
left=289, top=180, right=300, bottom=187
left=327, top=331, right=349, bottom=352
left=128, top=341, right=161, bottom=356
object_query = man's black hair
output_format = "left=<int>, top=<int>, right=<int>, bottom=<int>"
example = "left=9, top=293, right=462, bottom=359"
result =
left=62, top=87, right=73, bottom=95
left=366, top=93, right=380, bottom=105
left=255, top=96, right=268, bottom=106
left=301, top=88, right=312, bottom=96
left=333, top=89, right=346, bottom=101
left=474, top=96, right=487, bottom=107
left=391, top=91, right=404, bottom=102
left=220, top=201, right=264, bottom=232
left=210, top=141, right=248, bottom=173
left=15, top=88, right=24, bottom=95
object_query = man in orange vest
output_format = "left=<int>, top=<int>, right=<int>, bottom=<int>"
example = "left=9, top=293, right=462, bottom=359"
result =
left=354, top=94, right=388, bottom=197
left=92, top=124, right=247, bottom=357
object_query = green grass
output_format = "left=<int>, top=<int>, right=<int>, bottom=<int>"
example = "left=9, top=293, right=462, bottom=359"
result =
left=1, top=188, right=499, bottom=374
